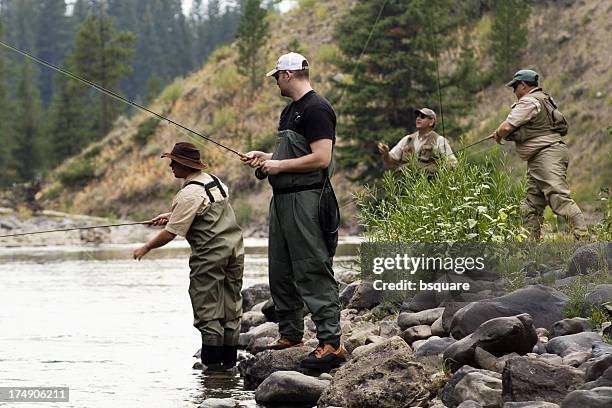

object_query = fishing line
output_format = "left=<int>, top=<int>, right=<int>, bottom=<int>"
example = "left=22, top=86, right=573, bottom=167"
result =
left=0, top=221, right=152, bottom=239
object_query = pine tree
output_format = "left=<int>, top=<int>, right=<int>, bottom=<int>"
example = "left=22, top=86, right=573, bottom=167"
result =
left=489, top=0, right=530, bottom=80
left=73, top=14, right=135, bottom=135
left=235, top=0, right=269, bottom=91
left=334, top=0, right=462, bottom=180
left=0, top=20, right=16, bottom=186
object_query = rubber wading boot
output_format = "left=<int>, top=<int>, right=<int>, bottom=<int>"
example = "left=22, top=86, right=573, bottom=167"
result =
left=300, top=343, right=346, bottom=370
left=201, top=345, right=223, bottom=367
left=266, top=338, right=304, bottom=350
left=221, top=345, right=238, bottom=367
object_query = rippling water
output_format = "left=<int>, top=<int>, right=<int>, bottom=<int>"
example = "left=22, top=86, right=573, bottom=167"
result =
left=0, top=239, right=359, bottom=408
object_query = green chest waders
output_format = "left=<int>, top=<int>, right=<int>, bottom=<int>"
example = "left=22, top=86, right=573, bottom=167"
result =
left=267, top=129, right=342, bottom=345
left=184, top=175, right=244, bottom=366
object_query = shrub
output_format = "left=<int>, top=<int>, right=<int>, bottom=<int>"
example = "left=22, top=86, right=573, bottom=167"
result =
left=356, top=154, right=528, bottom=242
left=160, top=78, right=184, bottom=104
left=315, top=44, right=338, bottom=64
left=211, top=106, right=236, bottom=132
left=213, top=65, right=241, bottom=94
left=133, top=117, right=160, bottom=145
left=593, top=188, right=612, bottom=241
left=56, top=157, right=96, bottom=187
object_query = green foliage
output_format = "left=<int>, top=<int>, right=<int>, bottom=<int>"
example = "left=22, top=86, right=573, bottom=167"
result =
left=213, top=65, right=241, bottom=94
left=286, top=38, right=305, bottom=55
left=236, top=0, right=269, bottom=91
left=145, top=74, right=162, bottom=105
left=56, top=157, right=96, bottom=187
left=251, top=132, right=278, bottom=152
left=160, top=78, right=185, bottom=104
left=211, top=106, right=236, bottom=132
left=233, top=199, right=253, bottom=225
left=315, top=44, right=339, bottom=64
left=593, top=188, right=612, bottom=241
left=334, top=0, right=479, bottom=181
left=561, top=272, right=612, bottom=327
left=489, top=0, right=531, bottom=80
left=133, top=118, right=160, bottom=146
left=356, top=154, right=527, bottom=242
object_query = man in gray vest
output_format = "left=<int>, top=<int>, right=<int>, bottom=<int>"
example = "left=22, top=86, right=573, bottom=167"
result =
left=378, top=108, right=457, bottom=177
left=241, top=52, right=345, bottom=370
left=490, top=69, right=587, bottom=240
left=133, top=142, right=244, bottom=368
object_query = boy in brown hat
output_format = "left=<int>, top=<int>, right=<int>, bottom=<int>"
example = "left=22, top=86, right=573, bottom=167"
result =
left=133, top=142, right=244, bottom=368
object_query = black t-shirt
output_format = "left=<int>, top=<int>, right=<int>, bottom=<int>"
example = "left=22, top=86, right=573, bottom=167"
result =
left=278, top=90, right=336, bottom=144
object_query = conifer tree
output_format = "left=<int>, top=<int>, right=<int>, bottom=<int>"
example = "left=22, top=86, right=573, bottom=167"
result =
left=0, top=20, right=16, bottom=186
left=235, top=0, right=269, bottom=91
left=489, top=0, right=530, bottom=80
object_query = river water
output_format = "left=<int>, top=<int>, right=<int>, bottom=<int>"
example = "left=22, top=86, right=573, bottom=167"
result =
left=0, top=238, right=360, bottom=408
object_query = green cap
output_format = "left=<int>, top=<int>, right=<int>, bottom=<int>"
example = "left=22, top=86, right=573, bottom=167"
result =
left=506, top=69, right=539, bottom=87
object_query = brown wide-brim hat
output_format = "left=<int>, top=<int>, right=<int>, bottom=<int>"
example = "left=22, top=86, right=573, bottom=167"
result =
left=161, top=142, right=207, bottom=170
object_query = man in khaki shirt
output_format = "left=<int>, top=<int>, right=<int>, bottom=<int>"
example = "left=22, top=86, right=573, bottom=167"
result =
left=378, top=107, right=457, bottom=177
left=133, top=142, right=244, bottom=368
left=490, top=69, right=587, bottom=240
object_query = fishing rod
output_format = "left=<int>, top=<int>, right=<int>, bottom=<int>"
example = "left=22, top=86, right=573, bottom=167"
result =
left=0, top=220, right=154, bottom=239
left=0, top=40, right=271, bottom=178
left=450, top=134, right=496, bottom=156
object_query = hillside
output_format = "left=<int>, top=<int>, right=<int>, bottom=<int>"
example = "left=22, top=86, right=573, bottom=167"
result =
left=39, top=0, right=611, bottom=232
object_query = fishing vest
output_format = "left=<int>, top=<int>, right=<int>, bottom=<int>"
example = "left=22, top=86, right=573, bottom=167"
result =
left=183, top=174, right=244, bottom=266
left=268, top=129, right=334, bottom=192
left=400, top=131, right=441, bottom=175
left=507, top=88, right=569, bottom=143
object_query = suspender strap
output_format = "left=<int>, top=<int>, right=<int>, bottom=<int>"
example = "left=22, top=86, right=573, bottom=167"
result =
left=184, top=174, right=227, bottom=203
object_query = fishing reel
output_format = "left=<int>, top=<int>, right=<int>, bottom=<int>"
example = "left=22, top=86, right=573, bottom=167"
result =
left=255, top=167, right=267, bottom=180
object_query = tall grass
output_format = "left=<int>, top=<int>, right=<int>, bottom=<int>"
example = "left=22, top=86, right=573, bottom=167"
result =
left=356, top=154, right=528, bottom=242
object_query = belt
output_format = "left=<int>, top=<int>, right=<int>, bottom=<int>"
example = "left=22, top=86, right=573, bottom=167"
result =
left=273, top=182, right=324, bottom=195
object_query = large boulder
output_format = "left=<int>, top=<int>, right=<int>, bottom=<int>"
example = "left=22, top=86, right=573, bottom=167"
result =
left=317, top=336, right=439, bottom=408
left=347, top=281, right=381, bottom=309
left=454, top=370, right=503, bottom=408
left=560, top=387, right=612, bottom=407
left=450, top=285, right=568, bottom=340
left=582, top=366, right=612, bottom=390
left=441, top=366, right=499, bottom=408
left=238, top=346, right=312, bottom=389
left=581, top=285, right=612, bottom=316
left=444, top=314, right=538, bottom=371
left=241, top=283, right=271, bottom=312
left=545, top=332, right=603, bottom=357
left=551, top=317, right=592, bottom=337
left=584, top=343, right=612, bottom=382
left=399, top=324, right=433, bottom=345
left=415, top=337, right=456, bottom=358
left=254, top=371, right=329, bottom=404
left=397, top=307, right=445, bottom=330
left=567, top=243, right=612, bottom=277
left=502, top=356, right=585, bottom=403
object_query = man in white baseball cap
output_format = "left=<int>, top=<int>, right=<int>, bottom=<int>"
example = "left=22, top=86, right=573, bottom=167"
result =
left=265, top=52, right=309, bottom=78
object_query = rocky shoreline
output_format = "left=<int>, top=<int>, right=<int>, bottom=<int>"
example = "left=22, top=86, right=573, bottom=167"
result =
left=196, top=243, right=612, bottom=408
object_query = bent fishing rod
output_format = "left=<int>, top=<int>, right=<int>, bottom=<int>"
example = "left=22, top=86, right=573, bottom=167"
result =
left=0, top=220, right=154, bottom=239
left=0, top=40, right=268, bottom=179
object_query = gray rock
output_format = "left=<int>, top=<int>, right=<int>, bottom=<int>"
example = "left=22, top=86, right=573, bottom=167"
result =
left=344, top=322, right=379, bottom=353
left=536, top=328, right=550, bottom=338
left=318, top=373, right=333, bottom=381
left=444, top=314, right=538, bottom=371
left=585, top=353, right=612, bottom=382
left=440, top=366, right=499, bottom=408
left=457, top=401, right=484, bottom=408
left=546, top=332, right=603, bottom=357
left=241, top=283, right=271, bottom=312
left=261, top=298, right=278, bottom=322
left=339, top=282, right=359, bottom=307
left=567, top=243, right=612, bottom=277
left=198, top=398, right=237, bottom=408
left=563, top=351, right=592, bottom=367
left=474, top=347, right=519, bottom=373
left=443, top=302, right=471, bottom=333
left=582, top=366, right=612, bottom=390
left=582, top=284, right=612, bottom=316
left=502, top=356, right=585, bottom=403
left=318, top=336, right=438, bottom=408
left=240, top=311, right=267, bottom=333
left=503, top=403, right=560, bottom=407
left=551, top=317, right=592, bottom=337
left=240, top=322, right=280, bottom=351
left=347, top=281, right=381, bottom=309
left=432, top=315, right=447, bottom=336
left=455, top=370, right=502, bottom=408
left=248, top=336, right=277, bottom=355
left=450, top=285, right=568, bottom=340
left=254, top=370, right=328, bottom=404
left=378, top=318, right=401, bottom=338
left=560, top=386, right=612, bottom=407
left=415, top=336, right=456, bottom=357
left=397, top=307, right=445, bottom=329
left=238, top=346, right=312, bottom=389
left=399, top=324, right=432, bottom=344
left=535, top=353, right=564, bottom=366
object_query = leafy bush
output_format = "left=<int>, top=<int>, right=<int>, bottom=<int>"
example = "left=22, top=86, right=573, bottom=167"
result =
left=356, top=155, right=528, bottom=242
left=211, top=106, right=236, bottom=132
left=315, top=44, right=339, bottom=64
left=213, top=65, right=241, bottom=94
left=133, top=117, right=160, bottom=145
left=593, top=188, right=612, bottom=240
left=56, top=157, right=96, bottom=187
left=160, top=78, right=184, bottom=104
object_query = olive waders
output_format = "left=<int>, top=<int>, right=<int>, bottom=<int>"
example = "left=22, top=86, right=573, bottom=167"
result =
left=185, top=176, right=244, bottom=366
left=507, top=89, right=587, bottom=240
left=267, top=129, right=342, bottom=346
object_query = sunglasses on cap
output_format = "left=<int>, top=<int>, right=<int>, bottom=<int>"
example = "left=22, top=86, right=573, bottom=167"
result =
left=416, top=112, right=431, bottom=119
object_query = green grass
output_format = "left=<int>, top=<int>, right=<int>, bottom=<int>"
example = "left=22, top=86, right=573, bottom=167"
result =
left=160, top=78, right=184, bottom=104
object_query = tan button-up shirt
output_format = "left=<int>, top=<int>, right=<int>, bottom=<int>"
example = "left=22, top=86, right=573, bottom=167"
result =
left=165, top=171, right=229, bottom=237
left=389, top=131, right=457, bottom=165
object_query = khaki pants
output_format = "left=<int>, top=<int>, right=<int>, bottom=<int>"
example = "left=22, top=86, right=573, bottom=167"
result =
left=521, top=143, right=587, bottom=240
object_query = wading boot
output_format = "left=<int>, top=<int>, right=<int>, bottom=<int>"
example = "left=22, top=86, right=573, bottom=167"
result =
left=201, top=345, right=223, bottom=368
left=300, top=342, right=346, bottom=371
left=220, top=345, right=238, bottom=368
left=265, top=338, right=304, bottom=350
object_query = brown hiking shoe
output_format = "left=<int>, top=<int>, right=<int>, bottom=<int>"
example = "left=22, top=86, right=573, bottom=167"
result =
left=266, top=338, right=304, bottom=350
left=300, top=343, right=346, bottom=370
